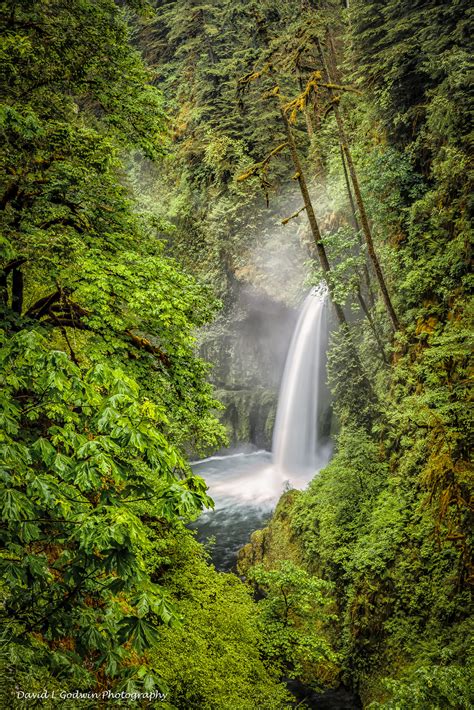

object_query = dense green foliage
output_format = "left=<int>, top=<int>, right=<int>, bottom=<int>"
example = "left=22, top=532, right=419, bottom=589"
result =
left=291, top=426, right=473, bottom=705
left=0, top=329, right=205, bottom=694
left=146, top=529, right=290, bottom=709
left=248, top=561, right=340, bottom=688
left=0, top=0, right=278, bottom=703
left=1, top=0, right=472, bottom=707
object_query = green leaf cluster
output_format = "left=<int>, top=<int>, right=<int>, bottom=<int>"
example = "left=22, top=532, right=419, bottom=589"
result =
left=248, top=561, right=341, bottom=689
left=0, top=327, right=213, bottom=693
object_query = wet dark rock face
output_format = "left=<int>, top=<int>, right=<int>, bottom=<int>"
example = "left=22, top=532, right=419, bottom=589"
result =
left=200, top=282, right=296, bottom=449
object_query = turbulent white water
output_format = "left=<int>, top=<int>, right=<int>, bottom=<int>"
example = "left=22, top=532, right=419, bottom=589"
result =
left=189, top=451, right=275, bottom=569
left=272, top=286, right=329, bottom=478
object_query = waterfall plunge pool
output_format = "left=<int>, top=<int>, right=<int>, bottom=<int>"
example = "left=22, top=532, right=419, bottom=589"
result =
left=189, top=450, right=275, bottom=571
left=189, top=446, right=331, bottom=571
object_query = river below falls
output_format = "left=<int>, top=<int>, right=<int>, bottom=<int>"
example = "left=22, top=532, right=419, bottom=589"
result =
left=189, top=447, right=331, bottom=570
left=189, top=448, right=362, bottom=709
left=189, top=450, right=276, bottom=570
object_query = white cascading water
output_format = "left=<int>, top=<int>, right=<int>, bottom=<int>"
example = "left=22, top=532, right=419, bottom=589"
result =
left=272, top=286, right=329, bottom=478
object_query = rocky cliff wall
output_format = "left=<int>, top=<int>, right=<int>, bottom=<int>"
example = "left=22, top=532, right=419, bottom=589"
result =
left=200, top=282, right=297, bottom=450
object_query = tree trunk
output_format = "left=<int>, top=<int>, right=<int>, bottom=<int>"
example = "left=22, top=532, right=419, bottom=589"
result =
left=298, top=73, right=315, bottom=139
left=339, top=144, right=376, bottom=309
left=316, top=39, right=399, bottom=331
left=279, top=106, right=347, bottom=327
left=356, top=287, right=388, bottom=364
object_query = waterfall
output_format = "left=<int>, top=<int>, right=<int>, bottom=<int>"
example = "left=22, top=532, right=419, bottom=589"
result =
left=190, top=286, right=331, bottom=568
left=272, top=287, right=329, bottom=476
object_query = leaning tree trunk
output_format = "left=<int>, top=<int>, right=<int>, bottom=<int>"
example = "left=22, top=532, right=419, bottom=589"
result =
left=339, top=144, right=376, bottom=309
left=279, top=106, right=347, bottom=327
left=316, top=38, right=399, bottom=332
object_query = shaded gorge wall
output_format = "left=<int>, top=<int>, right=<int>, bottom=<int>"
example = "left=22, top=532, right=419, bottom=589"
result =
left=199, top=282, right=297, bottom=450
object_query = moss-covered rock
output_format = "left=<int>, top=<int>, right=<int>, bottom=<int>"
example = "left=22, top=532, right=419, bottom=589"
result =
left=237, top=489, right=305, bottom=575
left=216, top=387, right=277, bottom=449
left=199, top=283, right=296, bottom=449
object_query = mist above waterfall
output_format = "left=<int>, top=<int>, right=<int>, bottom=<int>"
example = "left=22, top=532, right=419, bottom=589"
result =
left=234, top=186, right=315, bottom=304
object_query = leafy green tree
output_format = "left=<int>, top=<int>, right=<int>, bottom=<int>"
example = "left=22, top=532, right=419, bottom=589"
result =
left=248, top=561, right=341, bottom=689
left=145, top=529, right=291, bottom=709
left=368, top=664, right=474, bottom=710
left=0, top=329, right=212, bottom=693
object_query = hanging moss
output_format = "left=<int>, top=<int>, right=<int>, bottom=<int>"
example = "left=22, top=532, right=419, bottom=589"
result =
left=215, top=387, right=277, bottom=449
